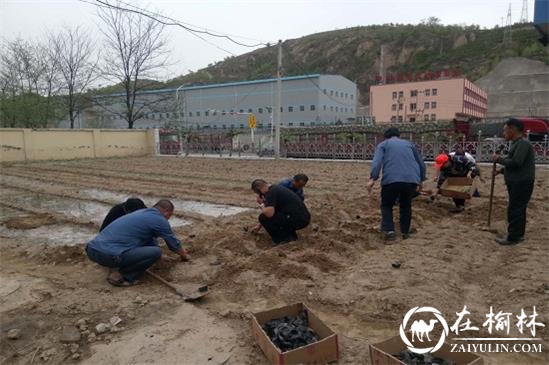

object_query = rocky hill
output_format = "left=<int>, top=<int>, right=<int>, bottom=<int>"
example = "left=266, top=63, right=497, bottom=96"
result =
left=93, top=22, right=548, bottom=106
left=161, top=22, right=547, bottom=105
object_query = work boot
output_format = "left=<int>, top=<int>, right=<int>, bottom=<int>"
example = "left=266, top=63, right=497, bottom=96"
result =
left=383, top=231, right=396, bottom=242
left=495, top=236, right=521, bottom=246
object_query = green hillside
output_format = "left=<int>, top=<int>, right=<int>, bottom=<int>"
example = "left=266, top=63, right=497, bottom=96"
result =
left=96, top=22, right=548, bottom=105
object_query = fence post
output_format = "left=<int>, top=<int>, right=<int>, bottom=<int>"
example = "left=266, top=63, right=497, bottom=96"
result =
left=305, top=133, right=309, bottom=159
left=238, top=140, right=241, bottom=157
left=258, top=136, right=262, bottom=157
left=351, top=134, right=355, bottom=160
left=477, top=130, right=482, bottom=162
left=332, top=133, right=336, bottom=159
left=363, top=133, right=367, bottom=160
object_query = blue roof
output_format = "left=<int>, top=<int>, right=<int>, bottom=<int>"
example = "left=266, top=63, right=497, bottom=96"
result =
left=95, top=74, right=321, bottom=98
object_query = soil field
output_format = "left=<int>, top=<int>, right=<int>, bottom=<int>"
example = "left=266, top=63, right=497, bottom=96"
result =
left=0, top=156, right=547, bottom=365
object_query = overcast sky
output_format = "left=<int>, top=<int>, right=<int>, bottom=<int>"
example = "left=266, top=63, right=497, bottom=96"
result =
left=0, top=0, right=535, bottom=83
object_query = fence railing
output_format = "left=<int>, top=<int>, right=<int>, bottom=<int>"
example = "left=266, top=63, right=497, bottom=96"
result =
left=159, top=132, right=549, bottom=164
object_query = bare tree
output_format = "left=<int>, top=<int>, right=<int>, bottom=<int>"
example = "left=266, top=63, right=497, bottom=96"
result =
left=0, top=38, right=63, bottom=128
left=50, top=26, right=98, bottom=128
left=97, top=1, right=170, bottom=129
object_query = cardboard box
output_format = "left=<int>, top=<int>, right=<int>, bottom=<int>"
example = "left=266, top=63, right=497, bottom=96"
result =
left=440, top=177, right=478, bottom=200
left=369, top=335, right=483, bottom=365
left=251, top=303, right=339, bottom=364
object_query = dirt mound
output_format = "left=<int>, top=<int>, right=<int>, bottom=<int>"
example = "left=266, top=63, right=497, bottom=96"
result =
left=3, top=213, right=56, bottom=229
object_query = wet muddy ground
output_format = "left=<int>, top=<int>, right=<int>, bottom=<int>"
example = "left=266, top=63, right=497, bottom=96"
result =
left=0, top=156, right=547, bottom=364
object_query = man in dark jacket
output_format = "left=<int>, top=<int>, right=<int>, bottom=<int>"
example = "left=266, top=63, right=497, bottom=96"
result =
left=367, top=127, right=426, bottom=241
left=251, top=179, right=311, bottom=245
left=100, top=198, right=146, bottom=231
left=493, top=118, right=536, bottom=245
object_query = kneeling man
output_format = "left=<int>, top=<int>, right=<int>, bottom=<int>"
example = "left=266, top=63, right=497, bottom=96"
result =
left=86, top=199, right=190, bottom=287
left=251, top=179, right=311, bottom=245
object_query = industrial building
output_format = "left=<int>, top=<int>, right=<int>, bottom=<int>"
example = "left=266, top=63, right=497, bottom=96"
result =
left=84, top=74, right=357, bottom=129
left=369, top=78, right=488, bottom=123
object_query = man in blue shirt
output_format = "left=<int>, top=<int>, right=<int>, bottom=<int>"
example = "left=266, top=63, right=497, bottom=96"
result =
left=86, top=200, right=190, bottom=287
left=367, top=128, right=426, bottom=241
left=277, top=174, right=308, bottom=201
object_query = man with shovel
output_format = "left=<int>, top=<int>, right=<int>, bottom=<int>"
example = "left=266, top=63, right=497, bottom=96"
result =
left=86, top=199, right=190, bottom=287
left=492, top=118, right=536, bottom=246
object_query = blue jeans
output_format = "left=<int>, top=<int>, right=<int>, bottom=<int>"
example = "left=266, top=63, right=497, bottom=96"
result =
left=381, top=182, right=418, bottom=234
left=86, top=245, right=161, bottom=283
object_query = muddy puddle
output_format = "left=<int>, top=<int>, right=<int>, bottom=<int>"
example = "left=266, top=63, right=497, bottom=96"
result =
left=80, top=188, right=249, bottom=217
left=0, top=224, right=96, bottom=246
left=7, top=194, right=190, bottom=228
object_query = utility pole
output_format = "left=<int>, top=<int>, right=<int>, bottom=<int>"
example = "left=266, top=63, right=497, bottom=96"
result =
left=520, top=0, right=528, bottom=23
left=379, top=45, right=386, bottom=84
left=504, top=3, right=513, bottom=45
left=275, top=40, right=282, bottom=159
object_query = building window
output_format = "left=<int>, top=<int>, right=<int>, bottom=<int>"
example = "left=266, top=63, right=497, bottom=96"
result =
left=267, top=107, right=272, bottom=113
left=288, top=106, right=294, bottom=112
left=189, top=112, right=193, bottom=117
left=431, top=101, right=437, bottom=109
left=230, top=109, right=234, bottom=114
left=258, top=108, right=263, bottom=114
left=335, top=106, right=339, bottom=112
left=239, top=109, right=244, bottom=113
left=335, top=91, right=339, bottom=97
left=424, top=102, right=430, bottom=109
left=289, top=122, right=294, bottom=126
left=330, top=90, right=334, bottom=96
left=300, top=122, right=305, bottom=126
left=425, top=89, right=430, bottom=96
left=310, top=105, right=316, bottom=111
left=410, top=103, right=416, bottom=111
left=345, top=93, right=348, bottom=98
left=392, top=92, right=397, bottom=99
left=213, top=110, right=217, bottom=116
left=280, top=107, right=283, bottom=112
left=350, top=94, right=354, bottom=100
left=432, top=88, right=438, bottom=96
left=248, top=108, right=252, bottom=113
left=398, top=91, right=404, bottom=98
left=411, top=90, right=418, bottom=97
left=344, top=107, right=348, bottom=113
left=330, top=106, right=334, bottom=111
left=398, top=104, right=403, bottom=110
left=424, top=114, right=429, bottom=121
left=240, top=124, right=244, bottom=128
left=222, top=124, right=226, bottom=129
left=391, top=116, right=396, bottom=122
left=213, top=125, right=217, bottom=129
left=205, top=110, right=209, bottom=116
left=323, top=105, right=327, bottom=111
left=398, top=116, right=403, bottom=122
left=431, top=114, right=436, bottom=121
left=221, top=110, right=226, bottom=115
left=196, top=111, right=201, bottom=116
left=300, top=105, right=305, bottom=111
left=351, top=108, right=353, bottom=112
left=323, top=89, right=327, bottom=94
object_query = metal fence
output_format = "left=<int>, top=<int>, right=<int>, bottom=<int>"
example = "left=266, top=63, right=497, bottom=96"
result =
left=159, top=130, right=549, bottom=163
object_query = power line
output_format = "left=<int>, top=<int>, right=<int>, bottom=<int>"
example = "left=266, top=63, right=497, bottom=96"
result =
left=79, top=0, right=271, bottom=48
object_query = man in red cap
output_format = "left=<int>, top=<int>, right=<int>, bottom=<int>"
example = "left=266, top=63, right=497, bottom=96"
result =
left=434, top=151, right=479, bottom=213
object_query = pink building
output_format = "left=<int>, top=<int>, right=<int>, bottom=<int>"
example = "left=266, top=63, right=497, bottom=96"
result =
left=369, top=78, right=488, bottom=123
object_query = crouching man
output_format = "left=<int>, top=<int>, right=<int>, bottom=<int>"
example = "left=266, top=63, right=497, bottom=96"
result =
left=251, top=179, right=311, bottom=245
left=86, top=199, right=190, bottom=287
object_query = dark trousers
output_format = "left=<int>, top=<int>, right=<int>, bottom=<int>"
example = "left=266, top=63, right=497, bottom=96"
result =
left=86, top=245, right=162, bottom=282
left=381, top=182, right=418, bottom=234
left=259, top=212, right=310, bottom=244
left=506, top=180, right=534, bottom=241
left=453, top=198, right=465, bottom=207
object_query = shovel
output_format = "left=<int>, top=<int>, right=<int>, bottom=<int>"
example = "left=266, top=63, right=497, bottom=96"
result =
left=146, top=270, right=209, bottom=302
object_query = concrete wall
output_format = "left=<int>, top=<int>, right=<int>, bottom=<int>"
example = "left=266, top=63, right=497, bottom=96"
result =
left=0, top=128, right=158, bottom=162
